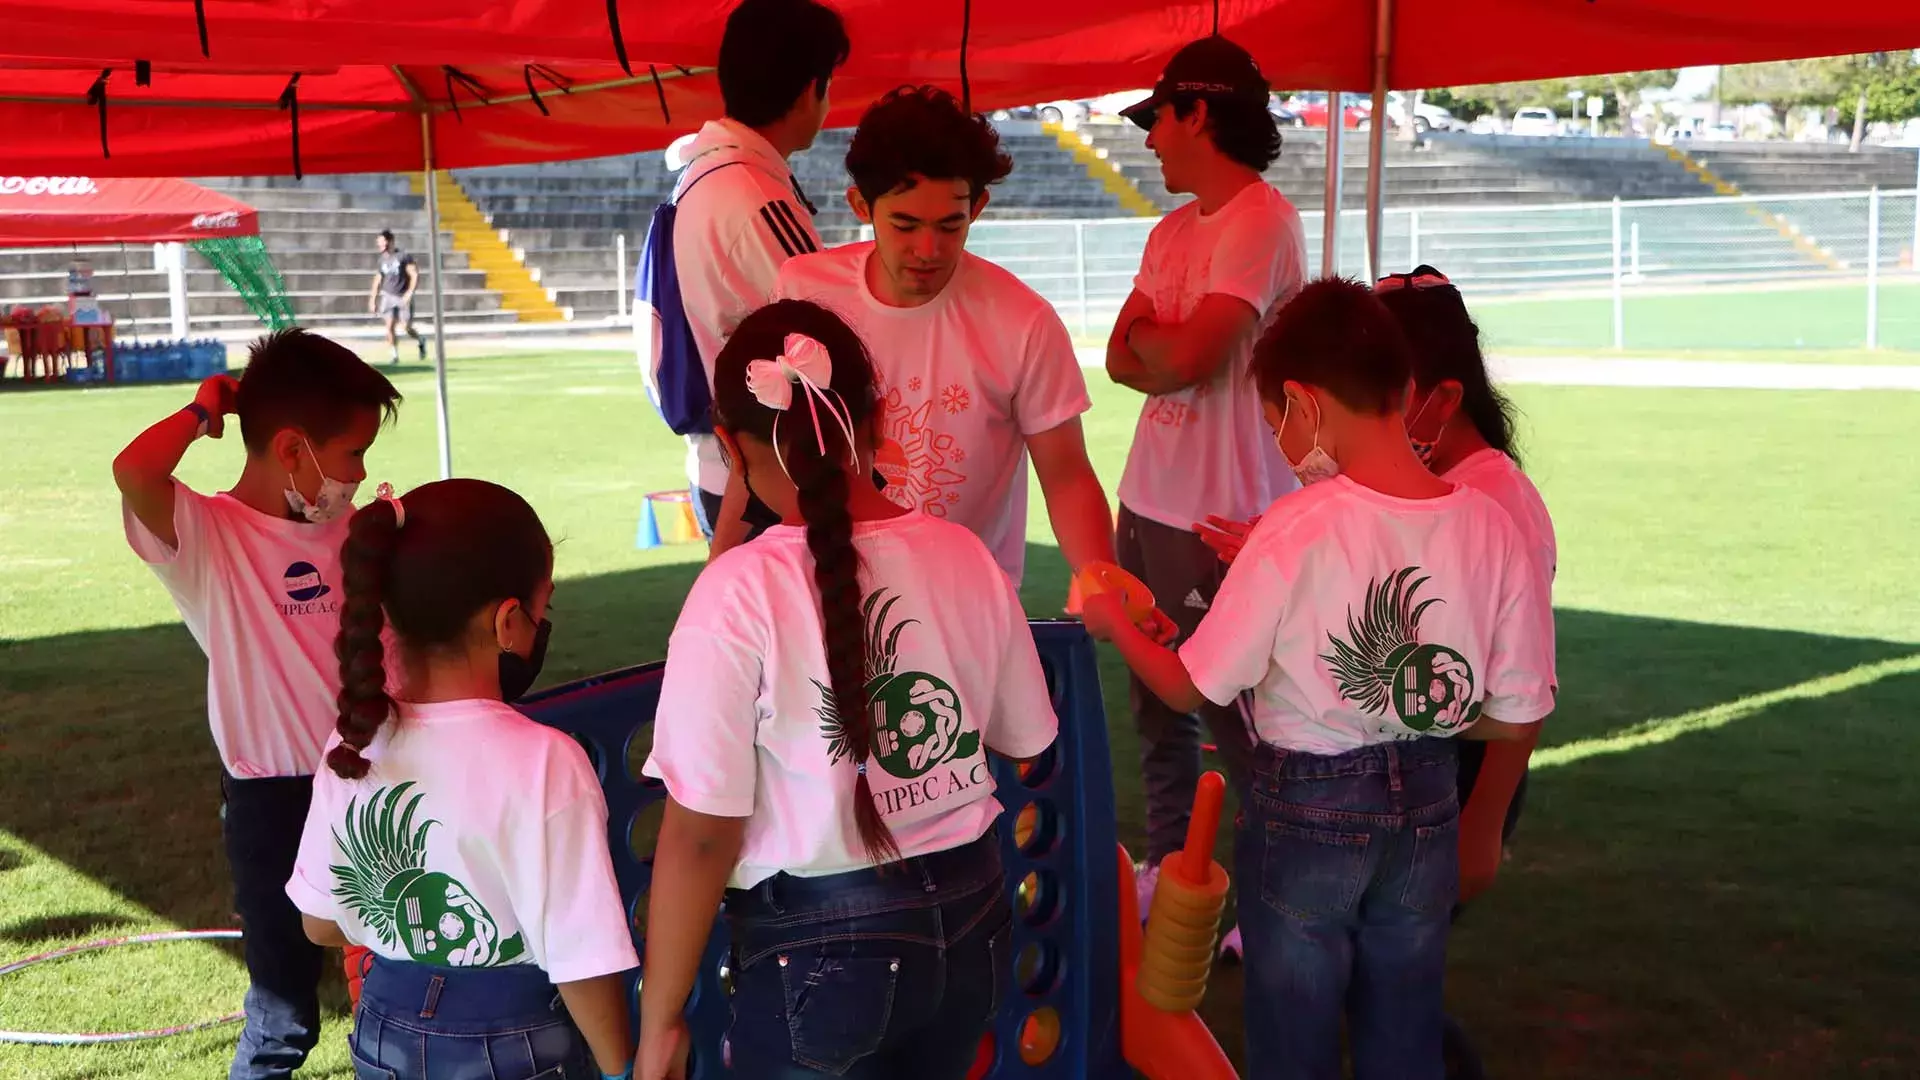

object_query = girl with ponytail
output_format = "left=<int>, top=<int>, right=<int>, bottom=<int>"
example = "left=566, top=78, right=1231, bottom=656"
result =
left=639, top=299, right=1059, bottom=1080
left=287, top=479, right=639, bottom=1080
left=1376, top=266, right=1558, bottom=897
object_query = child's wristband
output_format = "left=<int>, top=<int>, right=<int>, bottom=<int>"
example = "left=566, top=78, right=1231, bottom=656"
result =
left=182, top=402, right=211, bottom=436
left=601, top=1067, right=632, bottom=1080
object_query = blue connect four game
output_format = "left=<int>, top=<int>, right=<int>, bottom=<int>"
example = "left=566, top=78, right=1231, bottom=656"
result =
left=518, top=620, right=1127, bottom=1079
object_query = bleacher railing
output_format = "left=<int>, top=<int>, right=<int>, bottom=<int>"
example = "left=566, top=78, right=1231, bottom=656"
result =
left=957, top=188, right=1920, bottom=353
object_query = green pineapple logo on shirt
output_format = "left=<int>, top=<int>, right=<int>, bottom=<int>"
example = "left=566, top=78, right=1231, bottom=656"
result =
left=815, top=590, right=978, bottom=779
left=1322, top=566, right=1481, bottom=734
left=332, top=782, right=525, bottom=967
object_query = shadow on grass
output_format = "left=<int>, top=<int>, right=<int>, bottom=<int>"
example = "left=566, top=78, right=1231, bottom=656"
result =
left=0, top=912, right=138, bottom=944
left=2, top=545, right=1917, bottom=1077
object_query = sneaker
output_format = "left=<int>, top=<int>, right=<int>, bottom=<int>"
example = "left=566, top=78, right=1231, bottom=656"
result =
left=1134, top=861, right=1160, bottom=923
left=1218, top=924, right=1243, bottom=963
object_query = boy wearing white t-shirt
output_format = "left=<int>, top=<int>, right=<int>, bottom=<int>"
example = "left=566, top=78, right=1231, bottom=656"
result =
left=637, top=301, right=1057, bottom=1080
left=113, top=329, right=400, bottom=1080
left=769, top=85, right=1114, bottom=587
left=1105, top=37, right=1308, bottom=917
left=288, top=479, right=638, bottom=1080
left=1085, top=280, right=1554, bottom=1080
left=649, top=0, right=849, bottom=543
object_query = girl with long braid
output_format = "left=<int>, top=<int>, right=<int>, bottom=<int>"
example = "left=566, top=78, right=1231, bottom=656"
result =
left=638, top=299, right=1058, bottom=1080
left=286, top=479, right=639, bottom=1080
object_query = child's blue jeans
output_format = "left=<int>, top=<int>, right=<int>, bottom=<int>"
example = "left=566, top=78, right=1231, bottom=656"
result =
left=723, top=830, right=1011, bottom=1079
left=351, top=957, right=595, bottom=1080
left=1235, top=738, right=1460, bottom=1080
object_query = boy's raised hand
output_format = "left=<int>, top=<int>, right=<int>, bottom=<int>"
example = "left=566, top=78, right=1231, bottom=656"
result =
left=194, top=374, right=240, bottom=439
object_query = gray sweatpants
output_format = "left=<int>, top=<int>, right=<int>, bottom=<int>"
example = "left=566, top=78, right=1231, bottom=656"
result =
left=1117, top=505, right=1257, bottom=865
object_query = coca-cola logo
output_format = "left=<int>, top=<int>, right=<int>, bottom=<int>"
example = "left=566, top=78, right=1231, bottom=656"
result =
left=0, top=176, right=97, bottom=196
left=191, top=211, right=241, bottom=230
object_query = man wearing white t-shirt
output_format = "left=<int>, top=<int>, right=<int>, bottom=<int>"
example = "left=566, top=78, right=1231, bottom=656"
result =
left=771, top=85, right=1114, bottom=585
left=651, top=0, right=849, bottom=540
left=1105, top=37, right=1308, bottom=905
left=113, top=329, right=400, bottom=1080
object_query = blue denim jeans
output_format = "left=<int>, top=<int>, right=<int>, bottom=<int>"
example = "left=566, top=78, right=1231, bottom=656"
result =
left=349, top=957, right=594, bottom=1080
left=1236, top=738, right=1460, bottom=1080
left=723, top=831, right=1010, bottom=1079
left=222, top=772, right=324, bottom=1080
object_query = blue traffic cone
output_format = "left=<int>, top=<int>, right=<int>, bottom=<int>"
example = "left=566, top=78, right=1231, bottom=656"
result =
left=635, top=501, right=662, bottom=550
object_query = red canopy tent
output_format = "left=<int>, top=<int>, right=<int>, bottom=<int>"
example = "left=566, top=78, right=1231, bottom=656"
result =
left=2, top=0, right=1914, bottom=473
left=0, top=175, right=256, bottom=246
left=0, top=1, right=1914, bottom=176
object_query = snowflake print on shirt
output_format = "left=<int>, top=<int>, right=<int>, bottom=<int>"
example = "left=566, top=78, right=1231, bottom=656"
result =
left=908, top=377, right=923, bottom=392
left=873, top=388, right=968, bottom=518
left=942, top=384, right=973, bottom=415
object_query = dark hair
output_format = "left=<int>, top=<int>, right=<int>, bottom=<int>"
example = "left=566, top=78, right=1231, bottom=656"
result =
left=235, top=328, right=402, bottom=454
left=711, top=299, right=898, bottom=864
left=1172, top=94, right=1282, bottom=171
left=1252, top=277, right=1413, bottom=415
left=329, top=479, right=552, bottom=779
left=846, top=86, right=1014, bottom=209
left=1375, top=265, right=1521, bottom=464
left=378, top=229, right=394, bottom=243
left=719, top=0, right=851, bottom=128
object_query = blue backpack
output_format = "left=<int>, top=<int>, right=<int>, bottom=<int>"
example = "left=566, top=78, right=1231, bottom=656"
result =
left=635, top=162, right=743, bottom=436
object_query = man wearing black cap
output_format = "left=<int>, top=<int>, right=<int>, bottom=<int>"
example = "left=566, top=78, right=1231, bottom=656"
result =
left=1103, top=35, right=1308, bottom=959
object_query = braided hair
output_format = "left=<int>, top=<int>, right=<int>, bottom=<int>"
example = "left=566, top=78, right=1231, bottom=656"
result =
left=711, top=299, right=899, bottom=864
left=328, top=479, right=551, bottom=779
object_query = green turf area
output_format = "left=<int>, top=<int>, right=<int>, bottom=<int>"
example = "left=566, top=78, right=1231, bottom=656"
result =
left=1475, top=280, right=1920, bottom=354
left=3, top=352, right=1918, bottom=1078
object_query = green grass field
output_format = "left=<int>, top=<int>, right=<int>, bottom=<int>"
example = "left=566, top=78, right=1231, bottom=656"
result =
left=1476, top=280, right=1920, bottom=354
left=3, top=351, right=1919, bottom=1078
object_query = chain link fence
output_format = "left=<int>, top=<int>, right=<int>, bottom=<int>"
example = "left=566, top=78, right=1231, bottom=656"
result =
left=961, top=188, right=1920, bottom=353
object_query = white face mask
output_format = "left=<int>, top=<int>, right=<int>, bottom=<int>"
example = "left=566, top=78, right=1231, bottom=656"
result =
left=1276, top=395, right=1340, bottom=486
left=1406, top=391, right=1444, bottom=468
left=284, top=437, right=359, bottom=523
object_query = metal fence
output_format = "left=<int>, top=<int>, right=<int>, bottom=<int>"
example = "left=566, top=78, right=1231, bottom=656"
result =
left=959, top=188, right=1920, bottom=352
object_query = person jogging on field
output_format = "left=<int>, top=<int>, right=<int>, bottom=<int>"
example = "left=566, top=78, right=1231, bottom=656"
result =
left=370, top=229, right=425, bottom=366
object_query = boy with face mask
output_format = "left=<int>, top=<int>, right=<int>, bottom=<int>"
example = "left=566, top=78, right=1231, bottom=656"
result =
left=113, top=327, right=401, bottom=1080
left=1085, top=279, right=1554, bottom=1080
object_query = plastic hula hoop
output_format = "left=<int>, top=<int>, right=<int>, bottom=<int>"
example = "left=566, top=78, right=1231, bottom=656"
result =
left=0, top=929, right=245, bottom=1045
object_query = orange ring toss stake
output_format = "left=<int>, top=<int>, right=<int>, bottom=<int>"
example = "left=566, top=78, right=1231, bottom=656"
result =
left=1074, top=561, right=1157, bottom=623
left=1180, top=771, right=1226, bottom=884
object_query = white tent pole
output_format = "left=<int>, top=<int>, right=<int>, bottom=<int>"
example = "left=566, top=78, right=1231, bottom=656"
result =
left=1365, top=0, right=1394, bottom=281
left=421, top=111, right=453, bottom=479
left=1323, top=93, right=1344, bottom=276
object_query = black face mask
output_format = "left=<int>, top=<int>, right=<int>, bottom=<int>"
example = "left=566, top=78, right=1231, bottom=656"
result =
left=499, top=618, right=552, bottom=703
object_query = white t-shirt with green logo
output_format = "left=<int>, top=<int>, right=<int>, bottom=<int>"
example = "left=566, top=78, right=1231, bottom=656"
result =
left=287, top=699, right=639, bottom=984
left=123, top=480, right=352, bottom=779
left=645, top=512, right=1059, bottom=889
left=1443, top=448, right=1557, bottom=688
left=1180, top=476, right=1555, bottom=756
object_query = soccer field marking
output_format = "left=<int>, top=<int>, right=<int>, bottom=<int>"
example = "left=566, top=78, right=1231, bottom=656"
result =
left=1533, top=652, right=1920, bottom=770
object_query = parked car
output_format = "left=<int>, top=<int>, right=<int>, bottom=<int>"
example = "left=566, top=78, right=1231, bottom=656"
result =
left=1286, top=91, right=1371, bottom=130
left=1086, top=90, right=1150, bottom=122
left=1386, top=92, right=1460, bottom=133
left=989, top=100, right=1089, bottom=128
left=1270, top=96, right=1305, bottom=128
left=1510, top=107, right=1558, bottom=137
